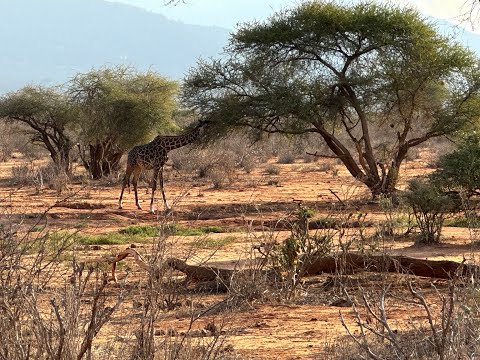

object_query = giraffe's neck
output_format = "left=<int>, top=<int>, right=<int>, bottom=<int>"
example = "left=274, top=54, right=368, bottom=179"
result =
left=153, top=126, right=201, bottom=151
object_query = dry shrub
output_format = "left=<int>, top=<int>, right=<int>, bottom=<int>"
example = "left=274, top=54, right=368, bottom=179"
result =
left=170, top=137, right=253, bottom=188
left=156, top=335, right=238, bottom=360
left=316, top=162, right=334, bottom=172
left=220, top=247, right=282, bottom=310
left=422, top=137, right=456, bottom=169
left=0, top=122, right=50, bottom=162
left=11, top=161, right=70, bottom=192
left=265, top=164, right=280, bottom=175
left=0, top=209, right=127, bottom=359
left=11, top=162, right=35, bottom=185
left=403, top=178, right=461, bottom=245
left=94, top=167, right=123, bottom=187
left=264, top=205, right=335, bottom=301
left=126, top=226, right=239, bottom=359
left=336, top=279, right=480, bottom=360
left=170, top=132, right=326, bottom=181
left=270, top=133, right=327, bottom=164
left=37, top=162, right=70, bottom=192
left=277, top=150, right=297, bottom=164
left=405, top=148, right=421, bottom=161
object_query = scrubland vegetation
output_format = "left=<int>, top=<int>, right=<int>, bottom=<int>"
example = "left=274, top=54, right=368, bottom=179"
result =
left=2, top=2, right=480, bottom=359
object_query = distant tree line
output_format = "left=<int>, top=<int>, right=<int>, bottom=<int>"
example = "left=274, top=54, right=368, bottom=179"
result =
left=0, top=65, right=178, bottom=179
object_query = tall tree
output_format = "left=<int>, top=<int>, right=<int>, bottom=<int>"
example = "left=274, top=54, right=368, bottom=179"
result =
left=0, top=86, right=76, bottom=174
left=69, top=66, right=178, bottom=179
left=182, top=1, right=480, bottom=197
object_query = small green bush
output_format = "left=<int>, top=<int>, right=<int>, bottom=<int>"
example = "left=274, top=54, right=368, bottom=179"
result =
left=403, top=178, right=461, bottom=244
left=430, top=135, right=480, bottom=197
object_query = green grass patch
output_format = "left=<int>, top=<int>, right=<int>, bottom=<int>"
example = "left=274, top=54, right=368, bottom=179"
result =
left=47, top=230, right=150, bottom=247
left=162, top=224, right=225, bottom=237
left=445, top=216, right=480, bottom=228
left=190, top=235, right=237, bottom=249
left=39, top=224, right=227, bottom=251
left=119, top=225, right=159, bottom=237
left=74, top=233, right=134, bottom=245
left=18, top=231, right=76, bottom=254
left=116, top=224, right=225, bottom=238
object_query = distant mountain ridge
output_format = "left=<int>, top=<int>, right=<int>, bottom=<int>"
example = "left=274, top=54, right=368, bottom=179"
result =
left=0, top=0, right=230, bottom=93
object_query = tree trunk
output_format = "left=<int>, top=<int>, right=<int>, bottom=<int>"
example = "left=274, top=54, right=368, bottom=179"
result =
left=302, top=252, right=479, bottom=279
left=40, top=133, right=72, bottom=176
left=86, top=142, right=122, bottom=179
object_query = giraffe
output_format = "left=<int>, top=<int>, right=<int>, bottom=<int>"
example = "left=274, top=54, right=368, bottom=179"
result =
left=118, top=120, right=207, bottom=213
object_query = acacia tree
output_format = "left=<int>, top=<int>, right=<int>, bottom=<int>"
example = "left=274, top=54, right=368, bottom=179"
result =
left=182, top=2, right=480, bottom=197
left=69, top=66, right=178, bottom=179
left=0, top=86, right=76, bottom=174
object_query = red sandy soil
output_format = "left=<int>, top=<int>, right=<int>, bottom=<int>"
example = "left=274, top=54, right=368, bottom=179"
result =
left=0, top=150, right=478, bottom=359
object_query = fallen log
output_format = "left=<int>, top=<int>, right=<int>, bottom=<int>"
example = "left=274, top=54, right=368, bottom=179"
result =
left=109, top=248, right=278, bottom=290
left=165, top=257, right=236, bottom=282
left=302, top=253, right=480, bottom=280
left=109, top=248, right=480, bottom=285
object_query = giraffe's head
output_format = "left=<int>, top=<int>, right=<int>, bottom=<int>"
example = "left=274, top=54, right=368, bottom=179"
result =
left=192, top=119, right=210, bottom=139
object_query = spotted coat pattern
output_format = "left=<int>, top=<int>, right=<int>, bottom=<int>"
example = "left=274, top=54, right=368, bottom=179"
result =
left=118, top=122, right=206, bottom=213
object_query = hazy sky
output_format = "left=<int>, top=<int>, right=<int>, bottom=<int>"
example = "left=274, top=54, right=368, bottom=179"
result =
left=109, top=0, right=479, bottom=31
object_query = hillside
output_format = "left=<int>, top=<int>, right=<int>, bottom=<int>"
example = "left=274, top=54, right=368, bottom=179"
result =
left=0, top=0, right=229, bottom=93
left=1, top=0, right=479, bottom=95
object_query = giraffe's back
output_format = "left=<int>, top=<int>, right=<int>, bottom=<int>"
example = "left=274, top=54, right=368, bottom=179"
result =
left=127, top=143, right=167, bottom=170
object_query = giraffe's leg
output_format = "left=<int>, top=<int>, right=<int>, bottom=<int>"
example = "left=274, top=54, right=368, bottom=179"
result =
left=159, top=166, right=170, bottom=212
left=118, top=165, right=132, bottom=209
left=149, top=168, right=159, bottom=214
left=132, top=168, right=142, bottom=210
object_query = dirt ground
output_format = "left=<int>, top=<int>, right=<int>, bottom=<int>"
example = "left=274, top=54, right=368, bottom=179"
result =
left=1, top=150, right=479, bottom=359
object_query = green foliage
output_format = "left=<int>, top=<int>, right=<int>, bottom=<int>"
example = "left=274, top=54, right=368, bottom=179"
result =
left=172, top=224, right=224, bottom=236
left=22, top=231, right=76, bottom=254
left=0, top=86, right=77, bottom=172
left=430, top=135, right=480, bottom=197
left=403, top=178, right=461, bottom=244
left=73, top=233, right=135, bottom=246
left=118, top=225, right=159, bottom=237
left=269, top=205, right=332, bottom=299
left=70, top=65, right=178, bottom=150
left=183, top=1, right=480, bottom=196
left=296, top=206, right=315, bottom=220
left=69, top=65, right=179, bottom=178
left=0, top=86, right=74, bottom=127
left=47, top=229, right=153, bottom=247
left=444, top=216, right=480, bottom=228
